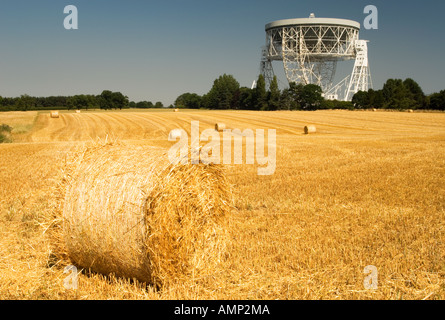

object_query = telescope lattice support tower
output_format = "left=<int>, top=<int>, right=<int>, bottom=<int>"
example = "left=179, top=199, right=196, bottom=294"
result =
left=260, top=47, right=275, bottom=90
left=345, top=40, right=371, bottom=101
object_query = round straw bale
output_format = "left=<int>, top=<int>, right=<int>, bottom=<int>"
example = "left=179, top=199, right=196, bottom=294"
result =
left=57, top=142, right=231, bottom=287
left=168, top=128, right=184, bottom=140
left=372, top=108, right=377, bottom=112
left=76, top=110, right=81, bottom=114
left=304, top=125, right=317, bottom=134
left=215, top=123, right=226, bottom=132
left=50, top=111, right=59, bottom=118
left=408, top=109, right=414, bottom=113
left=174, top=108, right=179, bottom=112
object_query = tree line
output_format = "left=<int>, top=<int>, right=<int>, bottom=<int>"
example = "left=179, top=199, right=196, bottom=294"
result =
left=175, top=74, right=445, bottom=111
left=175, top=74, right=334, bottom=111
left=2, top=76, right=444, bottom=112
left=352, top=78, right=444, bottom=110
left=0, top=90, right=165, bottom=111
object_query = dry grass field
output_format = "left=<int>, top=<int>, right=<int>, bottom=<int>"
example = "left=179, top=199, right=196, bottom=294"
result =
left=0, top=109, right=444, bottom=300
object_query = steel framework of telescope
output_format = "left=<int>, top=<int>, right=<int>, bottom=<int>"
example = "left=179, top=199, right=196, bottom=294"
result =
left=261, top=14, right=372, bottom=101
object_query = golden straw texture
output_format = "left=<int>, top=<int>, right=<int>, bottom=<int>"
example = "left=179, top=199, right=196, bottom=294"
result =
left=58, top=141, right=232, bottom=287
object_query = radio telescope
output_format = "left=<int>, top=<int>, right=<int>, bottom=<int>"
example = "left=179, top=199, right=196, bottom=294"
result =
left=261, top=13, right=372, bottom=101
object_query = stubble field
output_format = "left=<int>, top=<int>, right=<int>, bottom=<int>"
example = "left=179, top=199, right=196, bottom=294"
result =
left=0, top=109, right=444, bottom=299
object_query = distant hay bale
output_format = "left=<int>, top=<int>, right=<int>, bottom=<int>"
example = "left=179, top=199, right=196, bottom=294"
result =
left=304, top=125, right=317, bottom=135
left=50, top=111, right=59, bottom=118
left=215, top=123, right=226, bottom=132
left=76, top=110, right=81, bottom=114
left=56, top=142, right=232, bottom=287
left=408, top=109, right=414, bottom=113
left=168, top=128, right=184, bottom=140
left=174, top=108, right=179, bottom=112
left=372, top=108, right=377, bottom=112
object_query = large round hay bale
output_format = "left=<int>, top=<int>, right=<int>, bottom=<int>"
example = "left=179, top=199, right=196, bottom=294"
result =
left=50, top=111, right=59, bottom=118
left=174, top=108, right=179, bottom=112
left=215, top=123, right=226, bottom=132
left=168, top=128, right=185, bottom=140
left=76, top=110, right=81, bottom=114
left=57, top=142, right=232, bottom=287
left=304, top=125, right=317, bottom=134
left=408, top=109, right=414, bottom=113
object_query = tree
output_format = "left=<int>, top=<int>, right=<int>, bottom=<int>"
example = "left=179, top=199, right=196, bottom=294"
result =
left=111, top=92, right=129, bottom=110
left=99, top=90, right=113, bottom=109
left=403, top=78, right=425, bottom=109
left=279, top=88, right=292, bottom=110
left=201, top=94, right=210, bottom=109
left=154, top=101, right=164, bottom=108
left=135, top=101, right=154, bottom=108
left=320, top=99, right=335, bottom=110
left=352, top=91, right=370, bottom=109
left=16, top=94, right=35, bottom=111
left=300, top=84, right=323, bottom=110
left=98, top=90, right=128, bottom=109
left=231, top=88, right=242, bottom=110
left=253, top=74, right=267, bottom=110
left=368, top=89, right=385, bottom=109
left=69, top=95, right=89, bottom=110
left=204, top=74, right=240, bottom=109
left=238, top=87, right=254, bottom=110
left=86, top=95, right=99, bottom=110
left=66, top=96, right=76, bottom=110
left=429, top=90, right=445, bottom=110
left=382, top=79, right=416, bottom=110
left=175, top=93, right=202, bottom=109
left=280, top=82, right=302, bottom=110
left=267, top=76, right=281, bottom=111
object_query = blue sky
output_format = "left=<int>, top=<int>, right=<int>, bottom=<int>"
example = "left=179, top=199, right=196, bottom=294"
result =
left=0, top=0, right=444, bottom=105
